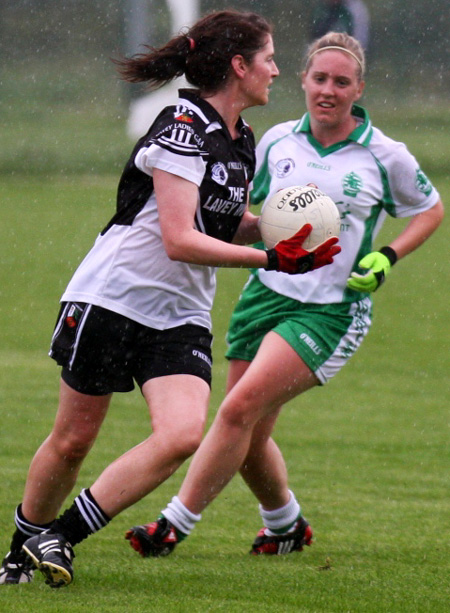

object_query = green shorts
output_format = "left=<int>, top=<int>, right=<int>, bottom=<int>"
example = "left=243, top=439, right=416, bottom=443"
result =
left=226, top=274, right=373, bottom=384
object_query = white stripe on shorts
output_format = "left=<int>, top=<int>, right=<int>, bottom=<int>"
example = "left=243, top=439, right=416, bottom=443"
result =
left=68, top=304, right=92, bottom=370
left=315, top=297, right=372, bottom=385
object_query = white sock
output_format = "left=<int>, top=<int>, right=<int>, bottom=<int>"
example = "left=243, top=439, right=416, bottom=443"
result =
left=162, top=496, right=201, bottom=536
left=259, top=490, right=301, bottom=536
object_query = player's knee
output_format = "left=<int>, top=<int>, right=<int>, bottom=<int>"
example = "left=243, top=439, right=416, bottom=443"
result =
left=50, top=431, right=94, bottom=462
left=173, top=423, right=204, bottom=459
left=177, top=434, right=202, bottom=459
left=219, top=395, right=264, bottom=430
left=155, top=419, right=205, bottom=460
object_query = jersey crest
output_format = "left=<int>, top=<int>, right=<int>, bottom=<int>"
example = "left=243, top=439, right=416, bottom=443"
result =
left=173, top=105, right=194, bottom=123
left=415, top=169, right=433, bottom=196
left=342, top=171, right=363, bottom=197
left=211, top=162, right=228, bottom=186
left=275, top=158, right=295, bottom=178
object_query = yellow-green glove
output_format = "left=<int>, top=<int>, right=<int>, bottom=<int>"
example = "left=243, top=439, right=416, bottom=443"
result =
left=347, top=246, right=397, bottom=292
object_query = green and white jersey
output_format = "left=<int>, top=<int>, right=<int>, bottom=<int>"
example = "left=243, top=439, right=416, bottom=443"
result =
left=251, top=105, right=439, bottom=304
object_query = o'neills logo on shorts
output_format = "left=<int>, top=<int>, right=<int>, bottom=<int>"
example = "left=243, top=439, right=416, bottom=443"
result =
left=299, top=333, right=321, bottom=355
left=192, top=350, right=212, bottom=368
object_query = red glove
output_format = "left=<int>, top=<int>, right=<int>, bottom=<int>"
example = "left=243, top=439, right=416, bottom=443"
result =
left=265, top=224, right=341, bottom=274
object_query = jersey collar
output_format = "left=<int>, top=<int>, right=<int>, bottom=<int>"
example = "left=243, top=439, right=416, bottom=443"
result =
left=293, top=104, right=373, bottom=156
left=177, top=88, right=248, bottom=140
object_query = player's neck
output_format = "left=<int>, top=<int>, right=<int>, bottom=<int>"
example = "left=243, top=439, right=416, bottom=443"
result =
left=202, top=89, right=244, bottom=140
left=310, top=116, right=358, bottom=147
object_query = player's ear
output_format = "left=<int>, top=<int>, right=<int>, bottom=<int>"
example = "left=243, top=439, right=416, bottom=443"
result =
left=300, top=71, right=306, bottom=90
left=231, top=54, right=247, bottom=79
left=355, top=80, right=365, bottom=100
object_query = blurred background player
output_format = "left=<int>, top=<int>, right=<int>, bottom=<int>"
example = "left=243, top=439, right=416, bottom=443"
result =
left=310, top=0, right=370, bottom=51
left=126, top=31, right=443, bottom=558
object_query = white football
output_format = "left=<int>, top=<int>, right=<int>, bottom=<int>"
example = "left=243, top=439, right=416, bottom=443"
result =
left=260, top=185, right=340, bottom=250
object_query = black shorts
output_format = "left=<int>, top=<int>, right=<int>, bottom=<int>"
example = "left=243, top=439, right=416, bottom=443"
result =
left=49, top=302, right=213, bottom=395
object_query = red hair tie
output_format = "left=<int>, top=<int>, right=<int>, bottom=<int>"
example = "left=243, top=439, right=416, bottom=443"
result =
left=188, top=37, right=196, bottom=51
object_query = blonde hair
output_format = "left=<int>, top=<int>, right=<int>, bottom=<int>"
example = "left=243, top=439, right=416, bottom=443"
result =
left=304, top=32, right=365, bottom=80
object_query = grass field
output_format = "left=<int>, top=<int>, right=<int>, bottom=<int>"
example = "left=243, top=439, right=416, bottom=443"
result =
left=0, top=106, right=449, bottom=611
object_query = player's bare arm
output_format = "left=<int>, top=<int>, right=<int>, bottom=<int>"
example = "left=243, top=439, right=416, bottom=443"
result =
left=154, top=169, right=268, bottom=269
left=390, top=199, right=444, bottom=259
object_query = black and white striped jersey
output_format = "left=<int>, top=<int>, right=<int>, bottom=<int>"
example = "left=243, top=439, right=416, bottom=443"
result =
left=61, top=89, right=256, bottom=332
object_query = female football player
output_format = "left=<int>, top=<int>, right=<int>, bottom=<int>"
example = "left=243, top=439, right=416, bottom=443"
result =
left=127, top=31, right=444, bottom=558
left=0, top=10, right=340, bottom=588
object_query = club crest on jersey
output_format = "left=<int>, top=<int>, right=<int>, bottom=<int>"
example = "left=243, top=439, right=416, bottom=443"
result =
left=211, top=162, right=228, bottom=186
left=173, top=105, right=194, bottom=123
left=342, top=171, right=363, bottom=197
left=415, top=169, right=432, bottom=196
left=174, top=113, right=193, bottom=123
left=275, top=158, right=295, bottom=178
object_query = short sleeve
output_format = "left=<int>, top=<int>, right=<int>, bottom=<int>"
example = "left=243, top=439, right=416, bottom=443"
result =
left=369, top=132, right=440, bottom=218
left=134, top=109, right=208, bottom=186
left=386, top=145, right=440, bottom=217
left=135, top=144, right=206, bottom=186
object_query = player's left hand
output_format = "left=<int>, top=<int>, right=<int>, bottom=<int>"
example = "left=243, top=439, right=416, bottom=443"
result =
left=347, top=247, right=397, bottom=292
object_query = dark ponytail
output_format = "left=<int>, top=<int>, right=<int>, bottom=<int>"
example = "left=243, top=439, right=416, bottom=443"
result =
left=114, top=34, right=192, bottom=87
left=114, top=10, right=272, bottom=93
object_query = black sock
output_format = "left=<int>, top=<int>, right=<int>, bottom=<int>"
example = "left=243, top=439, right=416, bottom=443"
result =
left=51, top=488, right=111, bottom=546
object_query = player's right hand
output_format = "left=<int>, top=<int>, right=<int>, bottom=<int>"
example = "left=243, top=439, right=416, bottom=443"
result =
left=265, top=224, right=341, bottom=274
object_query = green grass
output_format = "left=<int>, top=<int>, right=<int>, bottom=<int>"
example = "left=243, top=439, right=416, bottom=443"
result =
left=0, top=139, right=449, bottom=608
